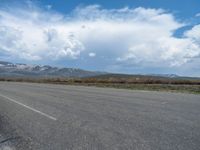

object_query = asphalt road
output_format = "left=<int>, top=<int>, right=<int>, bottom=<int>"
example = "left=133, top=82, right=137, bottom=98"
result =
left=0, top=82, right=200, bottom=150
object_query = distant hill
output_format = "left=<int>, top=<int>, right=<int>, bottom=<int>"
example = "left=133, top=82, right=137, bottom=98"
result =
left=83, top=73, right=200, bottom=85
left=0, top=61, right=106, bottom=78
left=86, top=73, right=178, bottom=80
left=88, top=73, right=200, bottom=80
left=0, top=61, right=199, bottom=81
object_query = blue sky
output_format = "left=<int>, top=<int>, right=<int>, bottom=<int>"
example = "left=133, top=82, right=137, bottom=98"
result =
left=0, top=0, right=200, bottom=76
left=41, top=0, right=200, bottom=18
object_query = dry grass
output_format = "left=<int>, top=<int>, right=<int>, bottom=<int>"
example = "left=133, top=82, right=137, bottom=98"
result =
left=0, top=76, right=200, bottom=94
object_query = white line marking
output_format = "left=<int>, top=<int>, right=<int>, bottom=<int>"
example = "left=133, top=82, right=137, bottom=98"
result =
left=0, top=93, right=57, bottom=121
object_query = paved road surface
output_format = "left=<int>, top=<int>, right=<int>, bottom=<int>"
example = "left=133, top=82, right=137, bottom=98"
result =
left=0, top=82, right=199, bottom=150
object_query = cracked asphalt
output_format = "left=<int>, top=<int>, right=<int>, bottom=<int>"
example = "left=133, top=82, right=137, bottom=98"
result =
left=0, top=82, right=200, bottom=150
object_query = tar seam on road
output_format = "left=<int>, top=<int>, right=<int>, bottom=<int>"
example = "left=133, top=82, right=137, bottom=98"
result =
left=0, top=93, right=57, bottom=121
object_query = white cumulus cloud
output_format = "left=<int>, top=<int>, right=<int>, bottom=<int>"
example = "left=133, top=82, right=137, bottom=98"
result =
left=196, top=13, right=200, bottom=17
left=0, top=4, right=199, bottom=73
left=88, top=52, right=96, bottom=57
left=184, top=24, right=200, bottom=43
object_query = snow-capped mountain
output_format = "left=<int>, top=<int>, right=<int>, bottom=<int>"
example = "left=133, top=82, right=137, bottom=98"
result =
left=0, top=61, right=106, bottom=78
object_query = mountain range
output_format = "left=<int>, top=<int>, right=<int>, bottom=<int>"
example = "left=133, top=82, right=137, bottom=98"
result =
left=1, top=61, right=196, bottom=80
left=0, top=61, right=106, bottom=78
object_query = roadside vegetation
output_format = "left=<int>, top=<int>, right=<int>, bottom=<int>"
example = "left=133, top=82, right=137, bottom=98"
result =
left=0, top=74, right=200, bottom=94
